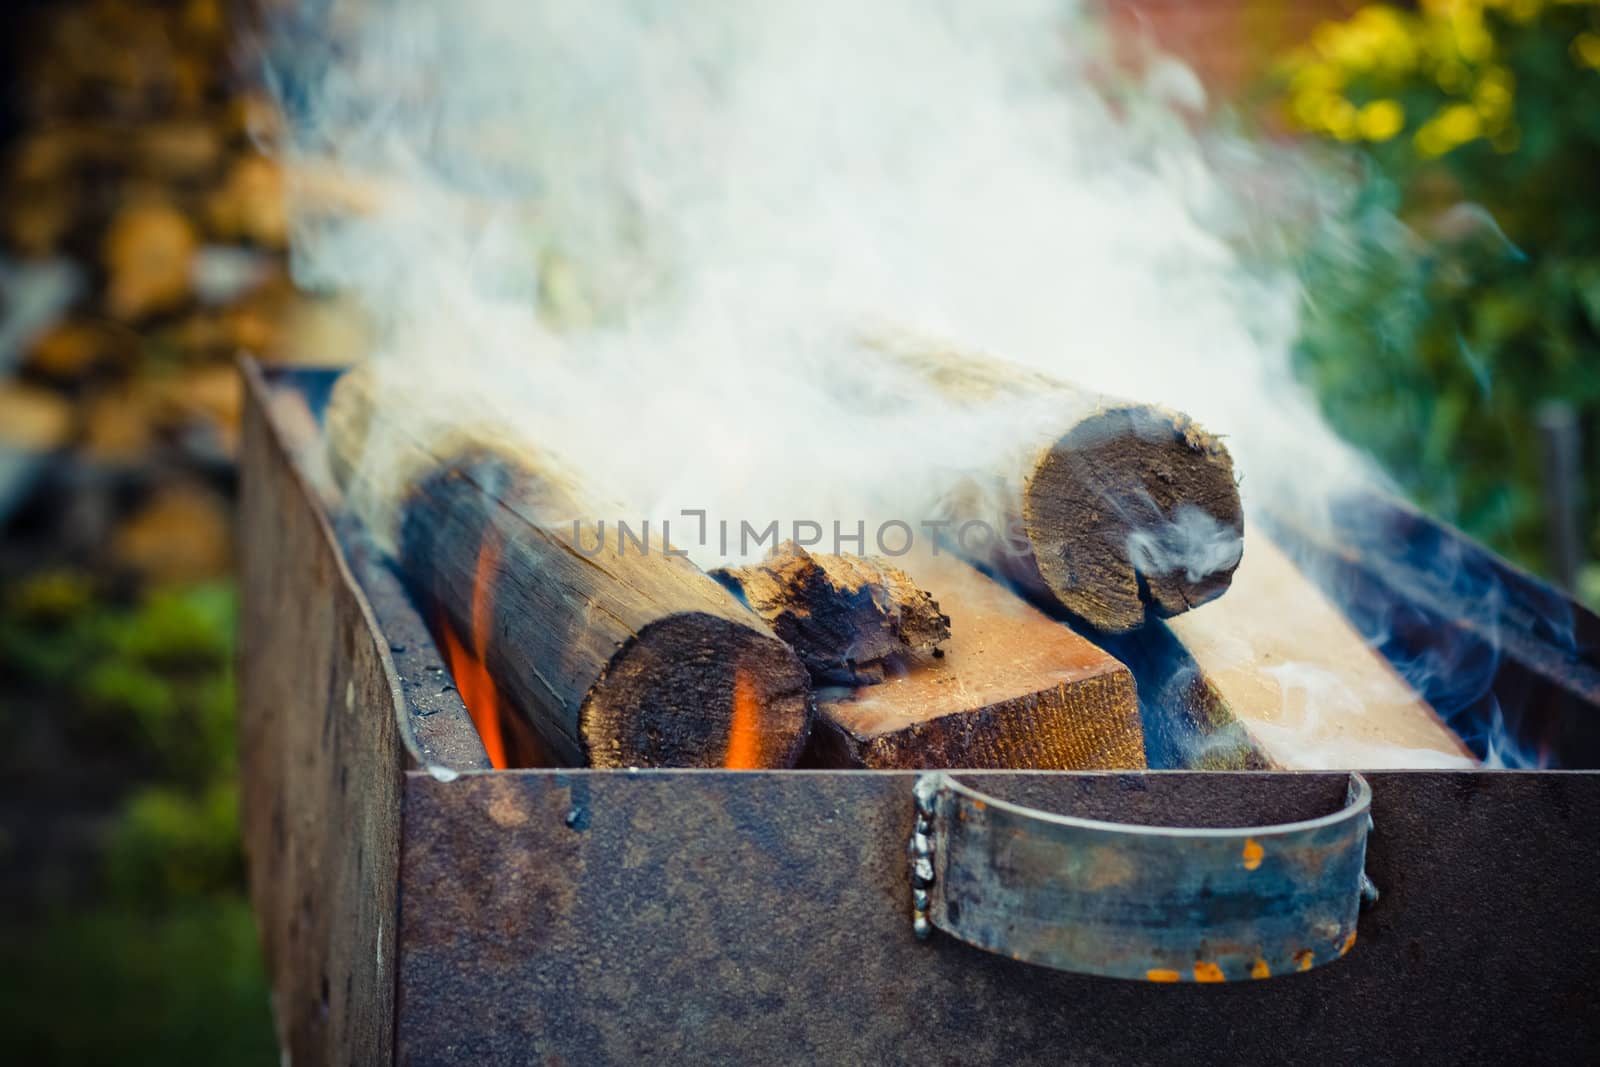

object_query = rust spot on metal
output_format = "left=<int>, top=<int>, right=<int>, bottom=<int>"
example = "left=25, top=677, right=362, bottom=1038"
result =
left=1251, top=958, right=1271, bottom=979
left=1146, top=969, right=1182, bottom=983
left=1294, top=949, right=1315, bottom=972
left=486, top=780, right=530, bottom=828
left=1193, top=961, right=1225, bottom=983
left=1241, top=837, right=1264, bottom=871
left=1339, top=930, right=1357, bottom=957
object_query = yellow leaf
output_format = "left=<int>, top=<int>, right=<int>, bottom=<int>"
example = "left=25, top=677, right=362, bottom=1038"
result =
left=1358, top=99, right=1406, bottom=141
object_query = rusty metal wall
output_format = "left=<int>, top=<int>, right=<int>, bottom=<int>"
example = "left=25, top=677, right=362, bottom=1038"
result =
left=395, top=768, right=1600, bottom=1065
left=238, top=361, right=402, bottom=1064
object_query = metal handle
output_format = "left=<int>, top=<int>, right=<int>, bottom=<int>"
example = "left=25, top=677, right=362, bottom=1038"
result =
left=909, top=773, right=1375, bottom=982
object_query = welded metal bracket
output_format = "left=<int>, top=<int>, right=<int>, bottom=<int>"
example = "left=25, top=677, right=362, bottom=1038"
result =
left=909, top=772, right=1375, bottom=982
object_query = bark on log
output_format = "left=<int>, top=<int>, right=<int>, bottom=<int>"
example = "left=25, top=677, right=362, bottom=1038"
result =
left=325, top=366, right=812, bottom=768
left=867, top=339, right=1243, bottom=633
left=806, top=552, right=1145, bottom=769
left=712, top=542, right=950, bottom=684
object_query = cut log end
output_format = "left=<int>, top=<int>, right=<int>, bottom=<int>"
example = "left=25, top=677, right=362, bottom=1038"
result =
left=814, top=666, right=1141, bottom=770
left=712, top=543, right=950, bottom=684
left=582, top=612, right=812, bottom=769
left=386, top=442, right=814, bottom=770
left=1021, top=406, right=1243, bottom=632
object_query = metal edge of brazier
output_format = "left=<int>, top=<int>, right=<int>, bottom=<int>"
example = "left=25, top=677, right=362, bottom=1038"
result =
left=238, top=358, right=403, bottom=1065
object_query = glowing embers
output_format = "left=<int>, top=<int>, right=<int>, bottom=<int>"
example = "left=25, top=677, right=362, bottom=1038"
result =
left=723, top=669, right=763, bottom=770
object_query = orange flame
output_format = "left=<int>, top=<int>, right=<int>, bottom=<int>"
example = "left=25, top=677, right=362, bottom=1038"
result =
left=724, top=668, right=762, bottom=770
left=437, top=531, right=510, bottom=769
left=439, top=619, right=508, bottom=769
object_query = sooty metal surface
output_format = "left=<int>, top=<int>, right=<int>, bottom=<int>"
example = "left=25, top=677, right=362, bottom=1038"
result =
left=395, top=768, right=1600, bottom=1064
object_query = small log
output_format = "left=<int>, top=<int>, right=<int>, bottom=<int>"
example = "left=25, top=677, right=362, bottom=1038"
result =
left=808, top=552, right=1145, bottom=770
left=712, top=542, right=949, bottom=684
left=0, top=381, right=75, bottom=525
left=103, top=202, right=198, bottom=322
left=23, top=319, right=135, bottom=382
left=112, top=481, right=234, bottom=584
left=207, top=155, right=288, bottom=248
left=865, top=338, right=1243, bottom=633
left=324, top=366, right=812, bottom=768
left=0, top=381, right=74, bottom=452
left=1160, top=537, right=1475, bottom=769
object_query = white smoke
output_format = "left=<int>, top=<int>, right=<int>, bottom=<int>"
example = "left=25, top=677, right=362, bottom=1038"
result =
left=265, top=0, right=1519, bottom=768
left=269, top=0, right=1370, bottom=543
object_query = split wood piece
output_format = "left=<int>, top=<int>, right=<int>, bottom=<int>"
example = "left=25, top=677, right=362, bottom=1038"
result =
left=0, top=381, right=74, bottom=452
left=1265, top=494, right=1600, bottom=764
left=1163, top=537, right=1476, bottom=769
left=712, top=542, right=950, bottom=684
left=103, top=202, right=198, bottom=322
left=808, top=551, right=1145, bottom=770
left=872, top=339, right=1243, bottom=633
left=324, top=366, right=811, bottom=768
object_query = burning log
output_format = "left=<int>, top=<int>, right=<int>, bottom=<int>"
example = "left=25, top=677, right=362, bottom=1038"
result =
left=712, top=542, right=950, bottom=684
left=868, top=339, right=1243, bottom=633
left=807, top=552, right=1145, bottom=770
left=324, top=367, right=812, bottom=768
left=1160, top=538, right=1475, bottom=768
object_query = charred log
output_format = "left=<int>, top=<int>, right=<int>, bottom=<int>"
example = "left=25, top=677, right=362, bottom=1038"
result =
left=712, top=542, right=949, bottom=684
left=866, top=340, right=1243, bottom=633
left=324, top=366, right=812, bottom=768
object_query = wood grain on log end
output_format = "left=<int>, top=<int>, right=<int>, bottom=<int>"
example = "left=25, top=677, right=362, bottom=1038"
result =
left=713, top=542, right=950, bottom=684
left=1020, top=405, right=1243, bottom=632
left=858, top=338, right=1244, bottom=634
left=582, top=612, right=813, bottom=769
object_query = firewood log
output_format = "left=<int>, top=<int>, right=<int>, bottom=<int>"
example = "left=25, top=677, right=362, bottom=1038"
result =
left=206, top=156, right=288, bottom=248
left=113, top=481, right=233, bottom=584
left=712, top=542, right=949, bottom=684
left=23, top=319, right=136, bottom=382
left=806, top=552, right=1146, bottom=770
left=863, top=338, right=1243, bottom=633
left=324, top=366, right=812, bottom=768
left=1151, top=537, right=1474, bottom=769
left=0, top=382, right=74, bottom=524
left=0, top=381, right=74, bottom=452
left=103, top=202, right=198, bottom=322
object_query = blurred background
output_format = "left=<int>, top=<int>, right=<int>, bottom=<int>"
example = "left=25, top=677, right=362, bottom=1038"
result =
left=1, top=0, right=1595, bottom=1060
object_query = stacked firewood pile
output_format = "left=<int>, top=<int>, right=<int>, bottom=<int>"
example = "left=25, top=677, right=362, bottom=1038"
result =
left=0, top=0, right=353, bottom=584
left=0, top=3, right=300, bottom=1056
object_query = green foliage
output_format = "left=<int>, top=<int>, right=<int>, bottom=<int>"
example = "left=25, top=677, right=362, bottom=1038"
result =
left=102, top=583, right=237, bottom=668
left=0, top=898, right=275, bottom=1066
left=106, top=783, right=245, bottom=904
left=1280, top=1, right=1600, bottom=587
left=0, top=575, right=269, bottom=1060
left=1, top=577, right=237, bottom=783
